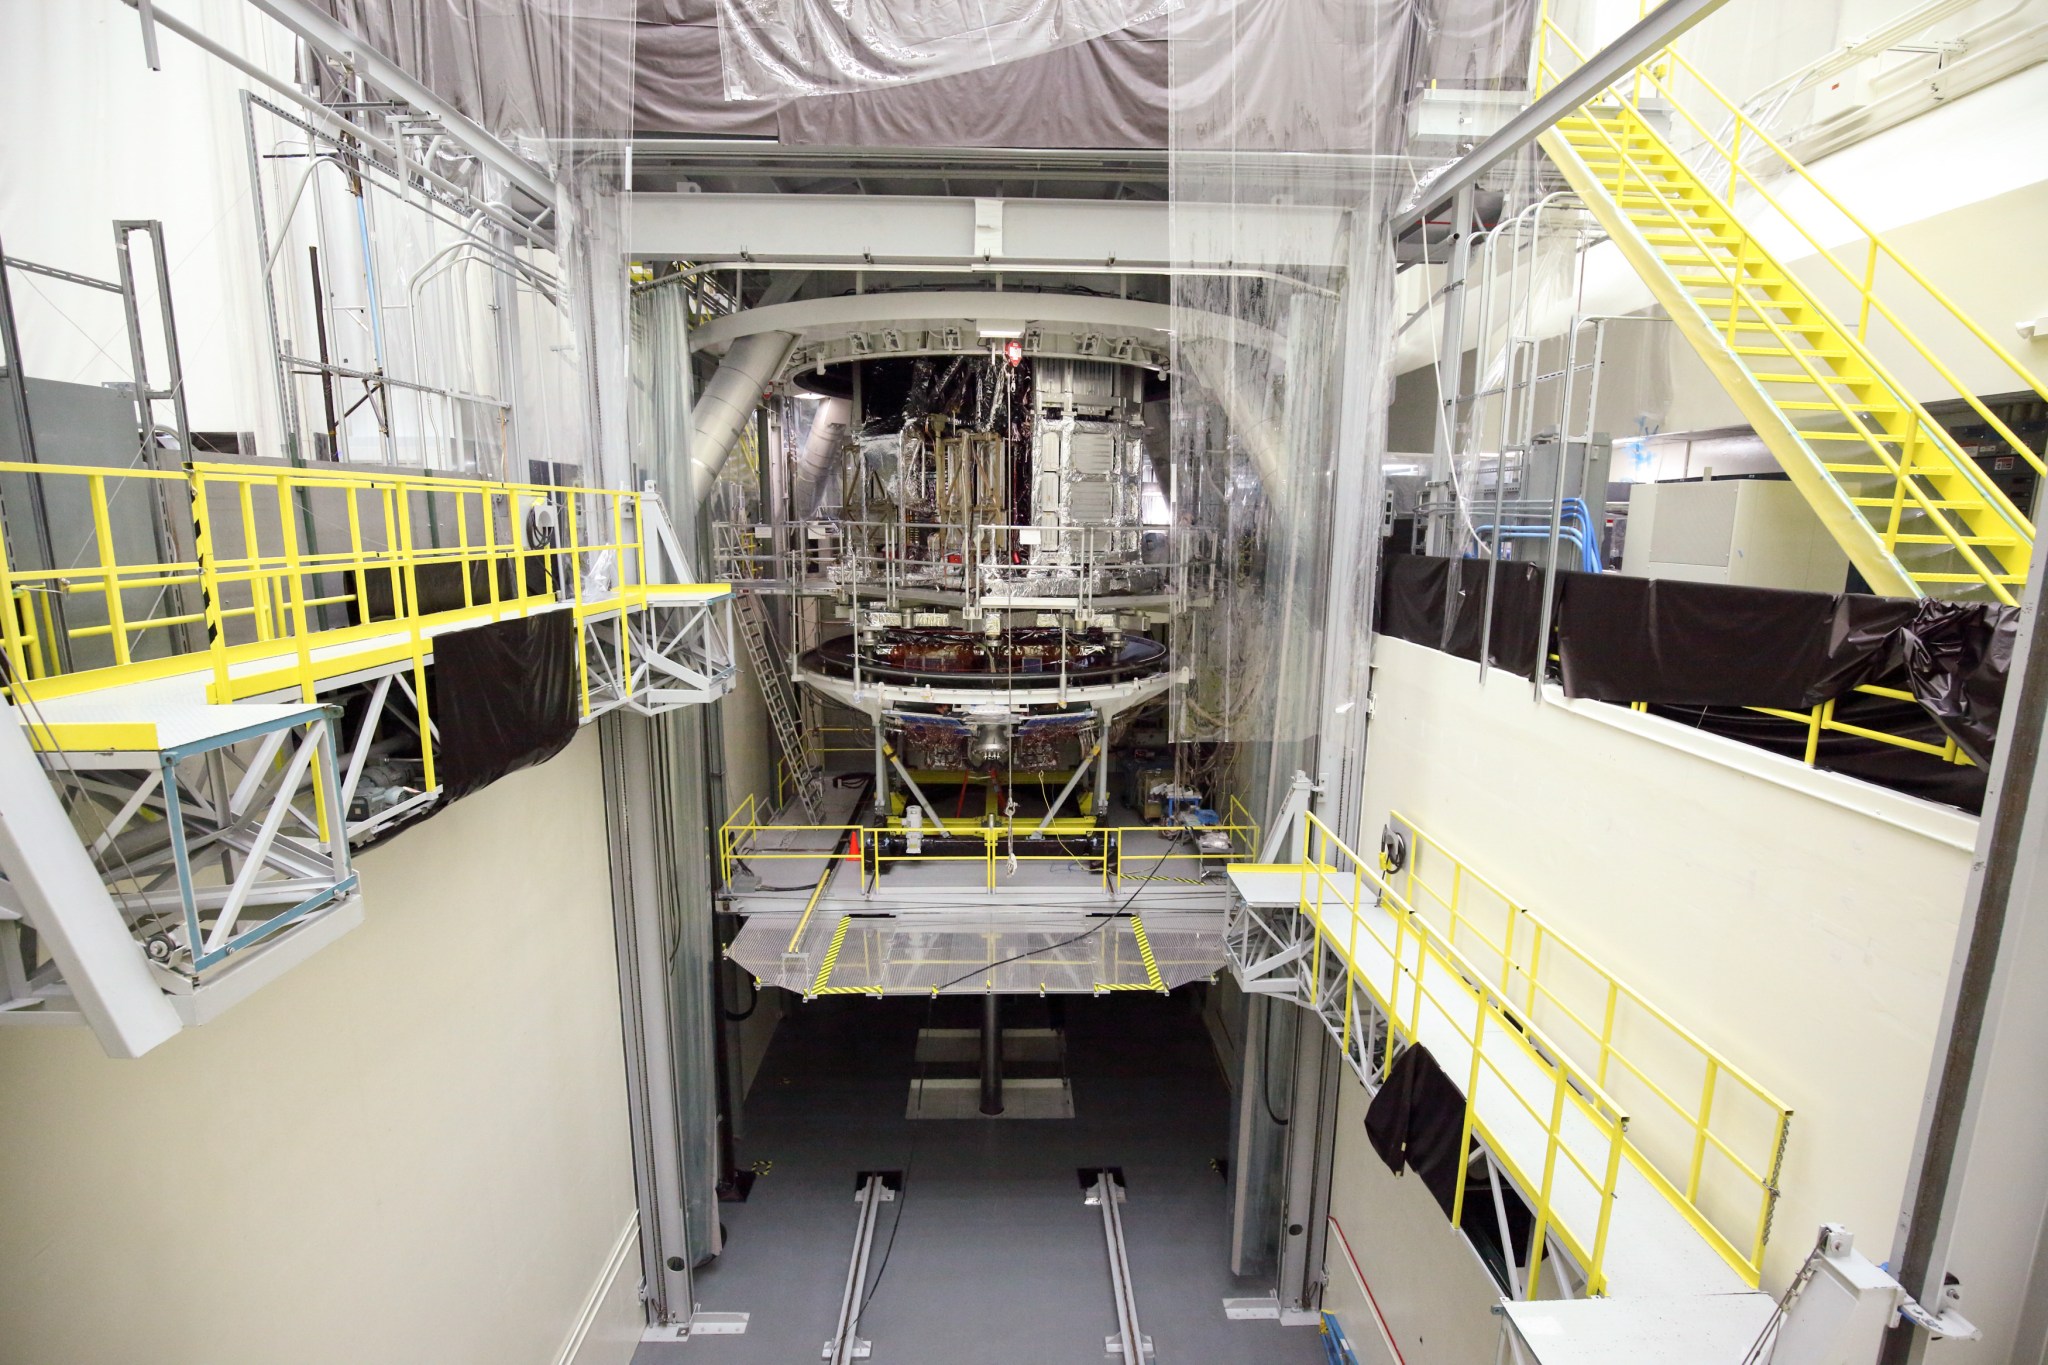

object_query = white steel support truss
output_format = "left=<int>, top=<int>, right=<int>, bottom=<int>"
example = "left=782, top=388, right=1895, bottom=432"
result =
left=1221, top=890, right=1591, bottom=1302
left=582, top=596, right=738, bottom=717
left=1, top=706, right=363, bottom=1052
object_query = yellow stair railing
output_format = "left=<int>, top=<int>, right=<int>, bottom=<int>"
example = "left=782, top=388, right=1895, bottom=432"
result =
left=1531, top=8, right=2048, bottom=605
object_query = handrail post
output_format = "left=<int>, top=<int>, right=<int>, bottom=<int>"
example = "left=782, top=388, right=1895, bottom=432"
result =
left=191, top=469, right=232, bottom=703
left=1688, top=1060, right=1720, bottom=1202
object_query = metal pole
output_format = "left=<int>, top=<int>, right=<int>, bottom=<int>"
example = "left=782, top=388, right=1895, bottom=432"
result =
left=0, top=237, right=68, bottom=671
left=980, top=990, right=1004, bottom=1116
left=1426, top=185, right=1476, bottom=557
left=1388, top=0, right=1736, bottom=239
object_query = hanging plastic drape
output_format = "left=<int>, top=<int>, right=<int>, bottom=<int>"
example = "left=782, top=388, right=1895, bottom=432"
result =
left=711, top=0, right=1176, bottom=99
left=1166, top=0, right=1535, bottom=830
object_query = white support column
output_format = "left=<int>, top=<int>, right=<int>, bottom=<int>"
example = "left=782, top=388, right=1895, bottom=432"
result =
left=0, top=716, right=181, bottom=1057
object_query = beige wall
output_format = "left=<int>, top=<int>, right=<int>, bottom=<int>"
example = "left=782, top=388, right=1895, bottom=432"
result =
left=1355, top=637, right=1974, bottom=1289
left=0, top=732, right=641, bottom=1365
left=1324, top=1066, right=1507, bottom=1365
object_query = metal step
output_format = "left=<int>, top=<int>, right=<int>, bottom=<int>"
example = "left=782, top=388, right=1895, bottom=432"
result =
left=733, top=590, right=823, bottom=821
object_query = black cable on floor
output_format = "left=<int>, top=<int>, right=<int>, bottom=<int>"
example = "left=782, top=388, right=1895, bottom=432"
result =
left=855, top=991, right=932, bottom=1320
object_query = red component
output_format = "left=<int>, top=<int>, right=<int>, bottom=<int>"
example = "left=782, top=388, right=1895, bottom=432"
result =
left=1004, top=338, right=1023, bottom=366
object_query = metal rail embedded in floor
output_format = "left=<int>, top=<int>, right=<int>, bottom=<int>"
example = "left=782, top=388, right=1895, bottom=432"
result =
left=826, top=1171, right=897, bottom=1364
left=1085, top=1169, right=1153, bottom=1364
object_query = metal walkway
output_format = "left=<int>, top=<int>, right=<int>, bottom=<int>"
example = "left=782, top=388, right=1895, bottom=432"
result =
left=1226, top=810, right=1790, bottom=1301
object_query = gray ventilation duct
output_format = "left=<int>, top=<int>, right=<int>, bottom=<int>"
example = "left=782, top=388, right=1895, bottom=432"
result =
left=792, top=398, right=852, bottom=519
left=688, top=330, right=796, bottom=506
left=1182, top=338, right=1287, bottom=503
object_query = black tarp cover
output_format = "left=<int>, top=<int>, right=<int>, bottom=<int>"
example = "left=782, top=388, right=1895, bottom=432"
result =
left=432, top=611, right=580, bottom=801
left=1375, top=552, right=2015, bottom=813
left=1363, top=1042, right=1469, bottom=1219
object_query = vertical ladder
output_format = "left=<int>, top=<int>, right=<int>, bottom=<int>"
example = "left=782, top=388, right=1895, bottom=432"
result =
left=733, top=588, right=823, bottom=822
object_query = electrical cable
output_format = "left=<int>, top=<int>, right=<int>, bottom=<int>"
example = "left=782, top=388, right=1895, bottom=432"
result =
left=720, top=965, right=759, bottom=1022
left=1259, top=994, right=1292, bottom=1127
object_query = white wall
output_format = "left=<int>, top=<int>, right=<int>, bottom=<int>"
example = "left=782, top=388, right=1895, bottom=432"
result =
left=0, top=732, right=642, bottom=1365
left=1356, top=637, right=1975, bottom=1290
left=1324, top=1067, right=1508, bottom=1365
left=0, top=0, right=293, bottom=442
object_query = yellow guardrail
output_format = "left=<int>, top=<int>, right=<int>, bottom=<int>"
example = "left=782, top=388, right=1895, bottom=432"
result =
left=1285, top=811, right=1631, bottom=1296
left=717, top=789, right=1258, bottom=957
left=1389, top=812, right=1790, bottom=1286
left=0, top=459, right=708, bottom=769
left=1655, top=687, right=1973, bottom=769
left=1530, top=5, right=2047, bottom=602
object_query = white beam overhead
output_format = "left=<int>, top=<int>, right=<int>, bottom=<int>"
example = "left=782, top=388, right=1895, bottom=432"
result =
left=687, top=291, right=1173, bottom=354
left=629, top=193, right=1349, bottom=272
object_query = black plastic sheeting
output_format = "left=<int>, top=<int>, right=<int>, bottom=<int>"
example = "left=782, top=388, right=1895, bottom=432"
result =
left=431, top=611, right=580, bottom=802
left=1376, top=553, right=2016, bottom=813
left=351, top=555, right=555, bottom=625
left=1363, top=1042, right=1469, bottom=1219
left=1378, top=554, right=1553, bottom=679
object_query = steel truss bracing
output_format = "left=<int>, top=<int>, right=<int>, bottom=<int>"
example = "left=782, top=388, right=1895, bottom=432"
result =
left=3, top=702, right=360, bottom=1032
left=583, top=594, right=739, bottom=717
left=1222, top=891, right=1592, bottom=1302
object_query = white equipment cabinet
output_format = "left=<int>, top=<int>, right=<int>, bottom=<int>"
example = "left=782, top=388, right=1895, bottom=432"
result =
left=1621, top=477, right=1849, bottom=593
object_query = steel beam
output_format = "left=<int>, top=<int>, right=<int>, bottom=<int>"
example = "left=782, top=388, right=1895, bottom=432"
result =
left=1883, top=474, right=2048, bottom=1362
left=0, top=717, right=182, bottom=1057
left=239, top=0, right=556, bottom=207
left=1388, top=0, right=1735, bottom=239
left=632, top=193, right=1348, bottom=273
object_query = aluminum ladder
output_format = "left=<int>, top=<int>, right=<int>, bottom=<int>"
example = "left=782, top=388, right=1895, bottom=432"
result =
left=732, top=588, right=823, bottom=822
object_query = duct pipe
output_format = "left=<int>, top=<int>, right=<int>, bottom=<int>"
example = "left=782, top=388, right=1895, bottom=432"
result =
left=792, top=397, right=852, bottom=519
left=689, top=330, right=796, bottom=508
left=1182, top=339, right=1288, bottom=506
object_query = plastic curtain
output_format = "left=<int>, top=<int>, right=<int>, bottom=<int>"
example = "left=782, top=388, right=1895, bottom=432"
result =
left=1166, top=0, right=1535, bottom=831
left=305, top=2, right=640, bottom=487
left=711, top=0, right=1176, bottom=99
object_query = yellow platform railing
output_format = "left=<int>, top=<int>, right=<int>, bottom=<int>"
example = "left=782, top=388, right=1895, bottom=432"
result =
left=718, top=790, right=1258, bottom=963
left=1627, top=686, right=1974, bottom=770
left=1530, top=3, right=2048, bottom=603
left=1279, top=812, right=1632, bottom=1296
left=1389, top=813, right=1792, bottom=1286
left=0, top=458, right=709, bottom=771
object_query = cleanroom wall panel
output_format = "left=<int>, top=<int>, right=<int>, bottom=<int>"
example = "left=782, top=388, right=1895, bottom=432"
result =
left=1356, top=636, right=1972, bottom=1291
left=0, top=732, right=640, bottom=1365
left=1323, top=1067, right=1508, bottom=1365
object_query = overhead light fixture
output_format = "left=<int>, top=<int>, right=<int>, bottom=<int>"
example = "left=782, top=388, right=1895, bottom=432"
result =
left=977, top=324, right=1024, bottom=340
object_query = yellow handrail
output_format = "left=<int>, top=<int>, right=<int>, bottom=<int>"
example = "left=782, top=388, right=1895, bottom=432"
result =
left=1531, top=13, right=2047, bottom=535
left=1287, top=811, right=1632, bottom=1296
left=1389, top=811, right=1790, bottom=1284
left=0, top=460, right=718, bottom=773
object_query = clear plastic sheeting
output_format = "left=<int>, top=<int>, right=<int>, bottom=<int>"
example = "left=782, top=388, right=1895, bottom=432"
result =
left=307, top=1, right=639, bottom=160
left=1165, top=0, right=1534, bottom=834
left=711, top=0, right=1176, bottom=99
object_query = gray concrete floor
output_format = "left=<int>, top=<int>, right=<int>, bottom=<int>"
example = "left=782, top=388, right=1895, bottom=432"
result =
left=635, top=991, right=1327, bottom=1364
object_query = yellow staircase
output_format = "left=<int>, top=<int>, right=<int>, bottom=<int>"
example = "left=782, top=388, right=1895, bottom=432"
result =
left=1532, top=25, right=2048, bottom=605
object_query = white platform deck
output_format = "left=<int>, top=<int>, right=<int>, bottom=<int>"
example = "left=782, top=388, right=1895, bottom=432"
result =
left=1228, top=863, right=1747, bottom=1301
left=19, top=587, right=732, bottom=754
left=1500, top=1293, right=1776, bottom=1361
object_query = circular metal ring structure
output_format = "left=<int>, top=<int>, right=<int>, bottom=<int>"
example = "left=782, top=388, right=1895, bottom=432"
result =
left=801, top=627, right=1169, bottom=690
